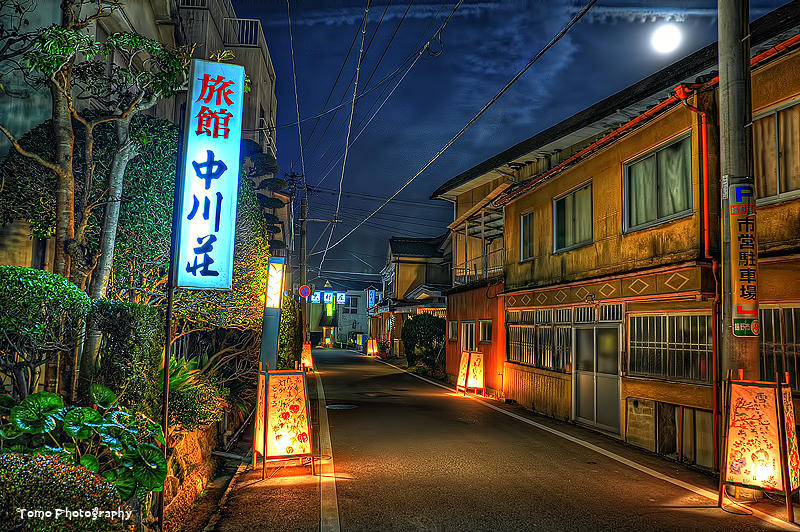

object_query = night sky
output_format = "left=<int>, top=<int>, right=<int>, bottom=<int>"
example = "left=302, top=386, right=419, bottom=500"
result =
left=232, top=0, right=786, bottom=284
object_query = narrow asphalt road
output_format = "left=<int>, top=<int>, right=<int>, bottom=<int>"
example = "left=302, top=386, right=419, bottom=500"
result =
left=315, top=349, right=786, bottom=531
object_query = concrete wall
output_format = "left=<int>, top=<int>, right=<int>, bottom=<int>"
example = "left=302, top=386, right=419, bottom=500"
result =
left=502, top=362, right=571, bottom=420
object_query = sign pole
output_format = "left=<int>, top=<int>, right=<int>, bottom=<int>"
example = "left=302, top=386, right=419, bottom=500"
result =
left=157, top=100, right=186, bottom=531
left=718, top=369, right=733, bottom=508
left=776, top=373, right=795, bottom=523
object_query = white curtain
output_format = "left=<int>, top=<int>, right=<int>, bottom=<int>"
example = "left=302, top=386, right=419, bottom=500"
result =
left=573, top=185, right=592, bottom=245
left=656, top=136, right=690, bottom=217
left=753, top=113, right=777, bottom=198
left=780, top=104, right=800, bottom=194
left=629, top=156, right=657, bottom=227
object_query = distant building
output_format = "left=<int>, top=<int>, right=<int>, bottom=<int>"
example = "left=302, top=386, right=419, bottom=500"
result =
left=369, top=234, right=450, bottom=356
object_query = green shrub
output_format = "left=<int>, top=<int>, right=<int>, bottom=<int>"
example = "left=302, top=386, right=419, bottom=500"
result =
left=93, top=299, right=164, bottom=417
left=0, top=453, right=134, bottom=531
left=401, top=313, right=446, bottom=369
left=169, top=378, right=228, bottom=432
left=277, top=296, right=303, bottom=370
left=0, top=266, right=91, bottom=397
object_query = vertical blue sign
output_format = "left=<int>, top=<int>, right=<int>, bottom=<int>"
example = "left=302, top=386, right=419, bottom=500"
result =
left=174, top=59, right=246, bottom=290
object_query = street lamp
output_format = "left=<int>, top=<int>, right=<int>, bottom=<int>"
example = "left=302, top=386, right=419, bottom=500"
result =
left=259, top=256, right=286, bottom=371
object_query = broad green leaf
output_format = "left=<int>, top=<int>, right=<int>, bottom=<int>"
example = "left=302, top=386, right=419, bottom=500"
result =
left=132, top=442, right=167, bottom=490
left=10, top=391, right=63, bottom=433
left=114, top=468, right=137, bottom=501
left=63, top=407, right=104, bottom=439
left=90, top=383, right=117, bottom=409
left=80, top=453, right=99, bottom=472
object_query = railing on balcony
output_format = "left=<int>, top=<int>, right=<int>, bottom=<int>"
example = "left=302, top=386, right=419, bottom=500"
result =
left=223, top=18, right=274, bottom=76
left=178, top=0, right=237, bottom=32
left=242, top=117, right=276, bottom=158
left=453, top=247, right=505, bottom=286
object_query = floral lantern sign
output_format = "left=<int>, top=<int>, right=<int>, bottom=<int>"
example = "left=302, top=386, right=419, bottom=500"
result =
left=456, top=351, right=470, bottom=393
left=719, top=371, right=799, bottom=523
left=301, top=342, right=314, bottom=371
left=264, top=370, right=312, bottom=465
left=456, top=352, right=485, bottom=395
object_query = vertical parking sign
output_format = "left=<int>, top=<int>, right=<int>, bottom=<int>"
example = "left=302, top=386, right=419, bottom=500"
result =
left=174, top=59, right=245, bottom=290
left=729, top=182, right=759, bottom=337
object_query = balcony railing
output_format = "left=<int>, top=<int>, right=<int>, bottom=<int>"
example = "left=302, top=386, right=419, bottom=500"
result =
left=223, top=18, right=274, bottom=76
left=453, top=247, right=504, bottom=286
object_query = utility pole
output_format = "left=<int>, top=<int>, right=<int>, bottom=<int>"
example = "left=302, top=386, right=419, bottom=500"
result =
left=300, top=188, right=308, bottom=341
left=718, top=0, right=760, bottom=380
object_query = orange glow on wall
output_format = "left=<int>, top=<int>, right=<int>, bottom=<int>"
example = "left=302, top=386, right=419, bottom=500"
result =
left=366, top=338, right=378, bottom=356
left=301, top=342, right=314, bottom=371
left=265, top=371, right=312, bottom=458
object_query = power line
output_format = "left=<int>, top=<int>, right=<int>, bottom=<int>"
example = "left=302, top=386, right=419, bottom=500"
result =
left=320, top=0, right=372, bottom=273
left=310, top=0, right=598, bottom=256
left=304, top=0, right=413, bottom=170
left=310, top=185, right=450, bottom=209
left=287, top=0, right=306, bottom=181
left=310, top=2, right=458, bottom=188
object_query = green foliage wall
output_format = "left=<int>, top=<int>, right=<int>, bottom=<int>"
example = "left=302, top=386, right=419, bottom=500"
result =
left=277, top=297, right=303, bottom=370
left=92, top=299, right=164, bottom=417
left=400, top=313, right=446, bottom=368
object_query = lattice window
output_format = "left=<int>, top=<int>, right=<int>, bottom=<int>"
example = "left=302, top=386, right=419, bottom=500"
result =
left=599, top=303, right=623, bottom=322
left=760, top=306, right=800, bottom=391
left=628, top=314, right=712, bottom=383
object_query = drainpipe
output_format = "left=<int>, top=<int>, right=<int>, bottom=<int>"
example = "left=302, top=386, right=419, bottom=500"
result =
left=674, top=83, right=721, bottom=471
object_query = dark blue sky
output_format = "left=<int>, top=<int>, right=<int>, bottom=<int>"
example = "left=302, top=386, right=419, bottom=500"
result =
left=232, top=0, right=786, bottom=282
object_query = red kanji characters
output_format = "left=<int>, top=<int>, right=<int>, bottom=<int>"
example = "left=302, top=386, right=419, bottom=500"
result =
left=196, top=74, right=235, bottom=106
left=195, top=106, right=233, bottom=139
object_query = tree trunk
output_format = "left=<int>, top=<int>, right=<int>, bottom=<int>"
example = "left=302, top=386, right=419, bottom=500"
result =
left=89, top=116, right=135, bottom=299
left=50, top=69, right=75, bottom=279
left=12, top=366, right=29, bottom=399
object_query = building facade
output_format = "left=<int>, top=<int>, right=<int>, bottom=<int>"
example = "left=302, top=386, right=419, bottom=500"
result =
left=431, top=3, right=800, bottom=470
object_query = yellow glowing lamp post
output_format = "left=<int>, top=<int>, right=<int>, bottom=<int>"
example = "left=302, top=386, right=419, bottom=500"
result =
left=259, top=256, right=285, bottom=371
left=719, top=371, right=800, bottom=523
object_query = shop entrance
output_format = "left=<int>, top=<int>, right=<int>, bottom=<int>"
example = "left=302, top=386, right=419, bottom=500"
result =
left=574, top=326, right=620, bottom=433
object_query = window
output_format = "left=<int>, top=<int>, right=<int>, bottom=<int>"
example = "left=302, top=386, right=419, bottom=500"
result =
left=554, top=183, right=592, bottom=252
left=628, top=313, right=712, bottom=382
left=625, top=135, right=692, bottom=231
left=753, top=102, right=800, bottom=201
left=461, top=321, right=475, bottom=351
left=520, top=210, right=535, bottom=261
left=507, top=309, right=571, bottom=373
left=344, top=296, right=359, bottom=314
left=479, top=320, right=492, bottom=343
left=448, top=320, right=458, bottom=341
left=759, top=306, right=800, bottom=391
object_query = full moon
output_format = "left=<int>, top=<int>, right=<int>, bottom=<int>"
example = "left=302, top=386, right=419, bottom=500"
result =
left=651, top=24, right=682, bottom=54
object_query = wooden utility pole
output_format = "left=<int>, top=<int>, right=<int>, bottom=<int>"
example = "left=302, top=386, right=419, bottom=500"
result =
left=718, top=0, right=760, bottom=380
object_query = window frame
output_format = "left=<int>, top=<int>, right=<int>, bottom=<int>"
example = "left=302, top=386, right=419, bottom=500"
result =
left=753, top=97, right=800, bottom=206
left=343, top=296, right=359, bottom=314
left=461, top=321, right=476, bottom=351
left=448, top=320, right=458, bottom=342
left=520, top=209, right=535, bottom=262
left=552, top=181, right=593, bottom=254
left=622, top=131, right=694, bottom=233
left=479, top=319, right=493, bottom=343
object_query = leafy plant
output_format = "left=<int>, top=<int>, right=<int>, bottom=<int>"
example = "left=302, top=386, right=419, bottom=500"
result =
left=401, top=313, right=446, bottom=369
left=278, top=297, right=303, bottom=370
left=169, top=378, right=228, bottom=432
left=0, top=453, right=134, bottom=531
left=0, top=385, right=167, bottom=502
left=0, top=266, right=91, bottom=397
left=93, top=299, right=164, bottom=417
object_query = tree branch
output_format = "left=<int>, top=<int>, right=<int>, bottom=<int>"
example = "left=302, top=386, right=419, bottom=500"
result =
left=0, top=123, right=63, bottom=177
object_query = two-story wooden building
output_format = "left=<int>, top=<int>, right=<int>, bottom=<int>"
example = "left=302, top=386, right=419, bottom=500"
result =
left=369, top=235, right=450, bottom=356
left=431, top=3, right=800, bottom=470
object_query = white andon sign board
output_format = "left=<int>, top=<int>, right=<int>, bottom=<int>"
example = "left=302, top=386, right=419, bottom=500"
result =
left=174, top=59, right=245, bottom=290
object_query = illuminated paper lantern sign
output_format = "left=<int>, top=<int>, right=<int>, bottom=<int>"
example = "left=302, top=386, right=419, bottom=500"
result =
left=265, top=371, right=312, bottom=459
left=253, top=370, right=266, bottom=467
left=466, top=352, right=485, bottom=392
left=301, top=342, right=314, bottom=371
left=174, top=59, right=245, bottom=290
left=720, top=372, right=799, bottom=523
left=456, top=351, right=470, bottom=392
left=366, top=338, right=378, bottom=356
